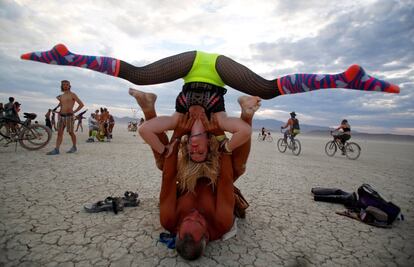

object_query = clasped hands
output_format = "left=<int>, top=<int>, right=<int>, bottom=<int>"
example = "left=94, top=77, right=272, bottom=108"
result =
left=164, top=112, right=224, bottom=158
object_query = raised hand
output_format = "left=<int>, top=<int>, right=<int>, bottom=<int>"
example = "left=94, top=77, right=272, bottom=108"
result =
left=173, top=113, right=194, bottom=139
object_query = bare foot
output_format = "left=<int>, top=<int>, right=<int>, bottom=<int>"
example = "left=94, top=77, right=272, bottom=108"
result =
left=238, top=96, right=261, bottom=116
left=128, top=88, right=157, bottom=112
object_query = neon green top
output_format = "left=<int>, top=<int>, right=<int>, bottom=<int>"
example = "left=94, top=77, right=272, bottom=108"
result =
left=183, top=51, right=225, bottom=87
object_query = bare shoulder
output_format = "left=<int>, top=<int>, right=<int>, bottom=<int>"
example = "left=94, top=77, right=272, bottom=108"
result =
left=70, top=91, right=80, bottom=99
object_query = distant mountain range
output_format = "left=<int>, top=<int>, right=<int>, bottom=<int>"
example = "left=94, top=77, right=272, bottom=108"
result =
left=114, top=116, right=414, bottom=141
left=251, top=118, right=330, bottom=133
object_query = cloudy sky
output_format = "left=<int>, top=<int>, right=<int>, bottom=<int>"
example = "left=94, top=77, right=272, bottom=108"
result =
left=0, top=0, right=413, bottom=134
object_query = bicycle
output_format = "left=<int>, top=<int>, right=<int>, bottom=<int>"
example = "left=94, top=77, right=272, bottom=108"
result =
left=257, top=131, right=273, bottom=142
left=0, top=113, right=52, bottom=151
left=128, top=122, right=138, bottom=132
left=277, top=129, right=301, bottom=156
left=325, top=131, right=361, bottom=160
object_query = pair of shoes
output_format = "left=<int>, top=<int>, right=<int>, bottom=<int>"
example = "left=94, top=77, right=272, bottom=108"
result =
left=123, top=191, right=140, bottom=207
left=66, top=146, right=77, bottom=153
left=84, top=197, right=124, bottom=214
left=86, top=138, right=94, bottom=143
left=83, top=191, right=140, bottom=215
left=46, top=148, right=59, bottom=155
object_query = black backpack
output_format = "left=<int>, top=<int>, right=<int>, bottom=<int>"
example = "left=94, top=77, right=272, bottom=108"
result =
left=292, top=118, right=300, bottom=130
left=357, top=184, right=401, bottom=225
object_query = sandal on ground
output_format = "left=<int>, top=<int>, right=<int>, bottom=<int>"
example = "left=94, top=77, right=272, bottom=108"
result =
left=122, top=191, right=140, bottom=207
left=84, top=196, right=124, bottom=214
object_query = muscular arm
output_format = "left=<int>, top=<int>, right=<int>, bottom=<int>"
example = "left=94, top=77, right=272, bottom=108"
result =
left=72, top=93, right=84, bottom=114
left=159, top=136, right=180, bottom=232
left=282, top=119, right=291, bottom=129
left=213, top=154, right=235, bottom=232
left=52, top=103, right=61, bottom=113
left=159, top=114, right=193, bottom=232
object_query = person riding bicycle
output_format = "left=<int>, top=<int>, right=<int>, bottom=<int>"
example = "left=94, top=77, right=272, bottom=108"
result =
left=332, top=119, right=351, bottom=154
left=261, top=127, right=267, bottom=141
left=281, top=112, right=300, bottom=141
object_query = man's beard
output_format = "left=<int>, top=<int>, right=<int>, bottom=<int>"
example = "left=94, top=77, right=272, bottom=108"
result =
left=176, top=136, right=220, bottom=193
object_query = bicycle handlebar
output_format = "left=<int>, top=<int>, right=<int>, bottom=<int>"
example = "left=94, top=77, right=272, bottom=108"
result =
left=331, top=130, right=344, bottom=137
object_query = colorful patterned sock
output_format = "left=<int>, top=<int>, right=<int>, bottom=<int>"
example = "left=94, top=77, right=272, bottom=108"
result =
left=21, top=44, right=120, bottom=77
left=277, top=64, right=399, bottom=95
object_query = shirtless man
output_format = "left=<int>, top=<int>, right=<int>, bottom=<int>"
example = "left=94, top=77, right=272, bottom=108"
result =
left=107, top=112, right=115, bottom=139
left=47, top=80, right=84, bottom=155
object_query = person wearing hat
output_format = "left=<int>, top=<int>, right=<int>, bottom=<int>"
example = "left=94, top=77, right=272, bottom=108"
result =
left=281, top=111, right=300, bottom=141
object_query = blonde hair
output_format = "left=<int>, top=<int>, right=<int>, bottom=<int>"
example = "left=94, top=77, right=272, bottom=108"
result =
left=176, top=135, right=220, bottom=193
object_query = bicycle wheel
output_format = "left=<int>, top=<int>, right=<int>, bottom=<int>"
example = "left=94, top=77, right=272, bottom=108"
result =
left=291, top=139, right=301, bottom=156
left=345, top=142, right=361, bottom=160
left=0, top=121, right=12, bottom=139
left=19, top=124, right=52, bottom=150
left=325, top=141, right=337, bottom=157
left=257, top=133, right=263, bottom=141
left=266, top=135, right=273, bottom=142
left=277, top=138, right=287, bottom=153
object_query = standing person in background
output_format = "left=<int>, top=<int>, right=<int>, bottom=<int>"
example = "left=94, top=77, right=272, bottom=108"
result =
left=11, top=101, right=21, bottom=123
left=13, top=102, right=21, bottom=117
left=87, top=113, right=99, bottom=142
left=4, top=97, right=15, bottom=120
left=0, top=103, right=4, bottom=119
left=46, top=80, right=84, bottom=155
left=45, top=109, right=52, bottom=130
left=107, top=113, right=115, bottom=139
left=75, top=110, right=88, bottom=132
left=94, top=109, right=100, bottom=122
left=103, top=108, right=110, bottom=138
left=100, top=108, right=110, bottom=141
left=3, top=97, right=20, bottom=134
left=51, top=104, right=60, bottom=131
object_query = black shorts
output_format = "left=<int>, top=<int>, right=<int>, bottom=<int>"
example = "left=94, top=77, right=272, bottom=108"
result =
left=335, top=134, right=350, bottom=144
left=175, top=82, right=226, bottom=117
